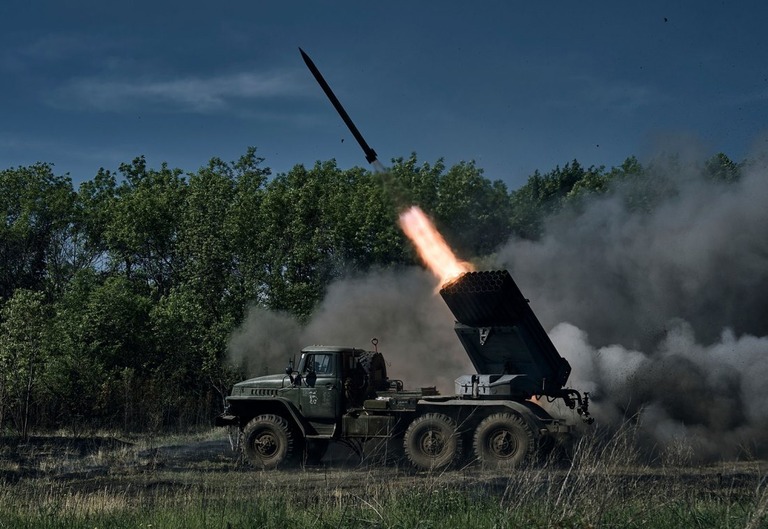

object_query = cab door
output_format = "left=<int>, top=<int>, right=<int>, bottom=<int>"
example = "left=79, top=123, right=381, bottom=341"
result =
left=299, top=353, right=341, bottom=423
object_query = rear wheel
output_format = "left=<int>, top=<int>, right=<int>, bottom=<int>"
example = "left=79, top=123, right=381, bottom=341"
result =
left=473, top=413, right=535, bottom=469
left=404, top=413, right=460, bottom=470
left=243, top=414, right=297, bottom=469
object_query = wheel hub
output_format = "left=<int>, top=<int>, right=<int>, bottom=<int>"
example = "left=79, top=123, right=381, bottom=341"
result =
left=489, top=429, right=518, bottom=459
left=254, top=432, right=278, bottom=457
left=420, top=430, right=446, bottom=456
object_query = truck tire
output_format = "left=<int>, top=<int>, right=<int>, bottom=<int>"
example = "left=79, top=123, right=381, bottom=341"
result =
left=473, top=413, right=535, bottom=469
left=243, top=414, right=297, bottom=469
left=403, top=413, right=460, bottom=470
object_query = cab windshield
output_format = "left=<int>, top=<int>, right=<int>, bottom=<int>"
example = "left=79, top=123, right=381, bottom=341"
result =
left=301, top=353, right=333, bottom=375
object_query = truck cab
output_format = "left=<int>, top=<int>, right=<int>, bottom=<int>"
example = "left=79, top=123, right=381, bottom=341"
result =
left=220, top=346, right=368, bottom=437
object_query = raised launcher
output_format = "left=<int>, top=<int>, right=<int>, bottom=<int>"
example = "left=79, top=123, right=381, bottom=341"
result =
left=440, top=270, right=593, bottom=423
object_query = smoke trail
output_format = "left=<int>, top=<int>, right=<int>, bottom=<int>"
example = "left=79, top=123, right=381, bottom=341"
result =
left=496, top=145, right=768, bottom=459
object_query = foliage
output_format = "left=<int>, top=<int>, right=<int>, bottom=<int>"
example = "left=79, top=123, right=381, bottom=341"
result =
left=0, top=147, right=744, bottom=433
left=434, top=160, right=512, bottom=257
left=510, top=159, right=612, bottom=239
left=705, top=152, right=742, bottom=183
left=0, top=289, right=50, bottom=438
left=0, top=164, right=75, bottom=299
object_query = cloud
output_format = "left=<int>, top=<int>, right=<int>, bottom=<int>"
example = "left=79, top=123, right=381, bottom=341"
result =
left=18, top=34, right=101, bottom=62
left=570, top=74, right=662, bottom=114
left=1, top=32, right=134, bottom=74
left=49, top=70, right=307, bottom=113
left=2, top=35, right=74, bottom=69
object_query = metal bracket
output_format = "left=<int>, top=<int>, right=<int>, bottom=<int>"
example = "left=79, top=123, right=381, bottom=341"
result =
left=479, top=327, right=491, bottom=345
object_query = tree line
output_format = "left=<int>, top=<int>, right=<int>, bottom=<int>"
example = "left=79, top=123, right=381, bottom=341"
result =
left=0, top=148, right=742, bottom=436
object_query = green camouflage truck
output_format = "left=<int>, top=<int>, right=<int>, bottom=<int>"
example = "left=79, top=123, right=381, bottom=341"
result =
left=215, top=270, right=592, bottom=470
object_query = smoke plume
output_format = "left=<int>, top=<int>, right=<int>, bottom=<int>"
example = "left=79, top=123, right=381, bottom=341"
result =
left=496, top=145, right=768, bottom=460
left=228, top=141, right=768, bottom=461
left=229, top=308, right=304, bottom=376
left=229, top=268, right=473, bottom=392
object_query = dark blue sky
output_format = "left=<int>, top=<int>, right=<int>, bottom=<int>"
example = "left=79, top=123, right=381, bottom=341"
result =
left=2, top=1, right=767, bottom=189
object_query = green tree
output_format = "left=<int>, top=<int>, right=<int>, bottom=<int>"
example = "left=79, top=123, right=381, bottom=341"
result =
left=434, top=161, right=511, bottom=257
left=508, top=159, right=643, bottom=239
left=0, top=289, right=50, bottom=437
left=566, top=164, right=610, bottom=200
left=178, top=158, right=236, bottom=308
left=0, top=164, right=75, bottom=300
left=149, top=287, right=232, bottom=427
left=324, top=165, right=408, bottom=271
left=104, top=157, right=186, bottom=296
left=76, top=167, right=119, bottom=271
left=259, top=161, right=342, bottom=317
left=704, top=152, right=741, bottom=184
left=45, top=271, right=111, bottom=430
left=387, top=154, right=444, bottom=210
left=509, top=169, right=546, bottom=240
left=217, top=147, right=271, bottom=307
left=170, top=151, right=270, bottom=418
left=509, top=161, right=589, bottom=239
left=45, top=272, right=153, bottom=430
left=617, top=155, right=682, bottom=213
left=257, top=159, right=429, bottom=318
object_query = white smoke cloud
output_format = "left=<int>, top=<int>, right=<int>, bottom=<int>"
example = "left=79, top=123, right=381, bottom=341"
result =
left=496, top=145, right=768, bottom=460
left=229, top=268, right=472, bottom=393
left=51, top=70, right=306, bottom=113
left=549, top=319, right=768, bottom=459
left=228, top=140, right=768, bottom=460
left=498, top=151, right=768, bottom=349
left=301, top=268, right=473, bottom=391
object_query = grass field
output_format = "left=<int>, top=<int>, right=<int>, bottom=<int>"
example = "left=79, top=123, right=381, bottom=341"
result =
left=1, top=428, right=766, bottom=528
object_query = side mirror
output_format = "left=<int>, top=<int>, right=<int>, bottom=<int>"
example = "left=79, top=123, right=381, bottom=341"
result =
left=286, top=358, right=300, bottom=385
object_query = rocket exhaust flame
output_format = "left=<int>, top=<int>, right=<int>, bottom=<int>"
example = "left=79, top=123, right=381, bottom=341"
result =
left=399, top=206, right=474, bottom=286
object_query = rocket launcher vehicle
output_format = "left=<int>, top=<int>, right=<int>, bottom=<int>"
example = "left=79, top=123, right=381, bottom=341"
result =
left=441, top=270, right=592, bottom=421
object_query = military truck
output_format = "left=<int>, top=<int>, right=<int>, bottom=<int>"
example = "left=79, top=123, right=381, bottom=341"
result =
left=216, top=270, right=592, bottom=470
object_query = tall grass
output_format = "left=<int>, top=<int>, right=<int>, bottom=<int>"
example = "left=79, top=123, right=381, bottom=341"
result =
left=0, top=425, right=766, bottom=528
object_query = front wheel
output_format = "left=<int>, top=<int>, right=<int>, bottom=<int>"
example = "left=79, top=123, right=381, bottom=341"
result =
left=403, top=413, right=461, bottom=470
left=473, top=413, right=536, bottom=469
left=243, top=414, right=297, bottom=469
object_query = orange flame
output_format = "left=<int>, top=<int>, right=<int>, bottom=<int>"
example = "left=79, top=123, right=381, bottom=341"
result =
left=398, top=206, right=474, bottom=285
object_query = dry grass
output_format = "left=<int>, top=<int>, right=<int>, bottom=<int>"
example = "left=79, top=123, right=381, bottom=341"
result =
left=0, top=426, right=766, bottom=528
